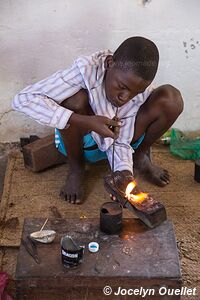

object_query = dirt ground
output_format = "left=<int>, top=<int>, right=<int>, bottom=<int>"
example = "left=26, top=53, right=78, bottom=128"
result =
left=0, top=143, right=200, bottom=299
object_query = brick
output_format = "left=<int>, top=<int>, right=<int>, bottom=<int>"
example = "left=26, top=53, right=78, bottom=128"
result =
left=22, top=135, right=66, bottom=172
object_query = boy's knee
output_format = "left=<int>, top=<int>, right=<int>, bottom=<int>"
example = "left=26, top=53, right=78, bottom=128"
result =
left=61, top=89, right=91, bottom=115
left=161, top=84, right=180, bottom=94
left=152, top=85, right=183, bottom=118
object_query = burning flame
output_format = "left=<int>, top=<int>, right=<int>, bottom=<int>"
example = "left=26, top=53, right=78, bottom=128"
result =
left=125, top=181, right=148, bottom=204
left=125, top=181, right=136, bottom=194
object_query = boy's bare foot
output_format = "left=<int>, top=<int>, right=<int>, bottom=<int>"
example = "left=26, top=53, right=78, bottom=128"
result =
left=60, top=169, right=84, bottom=204
left=134, top=153, right=170, bottom=187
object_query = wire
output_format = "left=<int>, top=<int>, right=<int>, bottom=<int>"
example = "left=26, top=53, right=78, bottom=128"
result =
left=111, top=107, right=118, bottom=174
left=111, top=107, right=129, bottom=200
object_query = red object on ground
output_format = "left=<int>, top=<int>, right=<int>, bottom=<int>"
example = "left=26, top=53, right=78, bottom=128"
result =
left=0, top=272, right=12, bottom=300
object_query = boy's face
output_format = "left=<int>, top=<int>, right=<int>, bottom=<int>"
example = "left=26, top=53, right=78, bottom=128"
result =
left=104, top=56, right=152, bottom=107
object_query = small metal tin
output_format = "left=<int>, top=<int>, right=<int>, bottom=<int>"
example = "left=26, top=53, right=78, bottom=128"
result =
left=61, top=235, right=84, bottom=268
left=88, top=242, right=99, bottom=253
left=194, top=159, right=200, bottom=183
left=100, top=202, right=122, bottom=235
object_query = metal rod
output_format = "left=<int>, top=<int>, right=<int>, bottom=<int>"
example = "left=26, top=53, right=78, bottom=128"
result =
left=110, top=108, right=135, bottom=199
left=111, top=107, right=118, bottom=174
left=111, top=107, right=127, bottom=198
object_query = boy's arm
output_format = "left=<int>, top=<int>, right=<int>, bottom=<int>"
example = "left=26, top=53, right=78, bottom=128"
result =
left=106, top=115, right=136, bottom=176
left=12, top=63, right=121, bottom=138
left=12, top=63, right=86, bottom=129
left=106, top=84, right=156, bottom=177
left=106, top=141, right=134, bottom=175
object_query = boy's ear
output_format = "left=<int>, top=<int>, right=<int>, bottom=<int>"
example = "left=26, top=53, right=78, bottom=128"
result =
left=104, top=55, right=114, bottom=70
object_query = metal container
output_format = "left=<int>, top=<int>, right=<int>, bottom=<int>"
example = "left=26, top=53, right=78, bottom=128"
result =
left=61, top=235, right=84, bottom=268
left=194, top=159, right=200, bottom=183
left=100, top=202, right=122, bottom=234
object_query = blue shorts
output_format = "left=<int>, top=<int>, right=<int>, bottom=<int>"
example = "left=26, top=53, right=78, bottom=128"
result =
left=55, top=128, right=145, bottom=163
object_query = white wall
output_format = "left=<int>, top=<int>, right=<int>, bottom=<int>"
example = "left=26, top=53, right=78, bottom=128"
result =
left=0, top=0, right=200, bottom=142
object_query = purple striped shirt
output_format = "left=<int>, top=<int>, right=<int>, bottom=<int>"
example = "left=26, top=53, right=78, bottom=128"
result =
left=12, top=50, right=154, bottom=172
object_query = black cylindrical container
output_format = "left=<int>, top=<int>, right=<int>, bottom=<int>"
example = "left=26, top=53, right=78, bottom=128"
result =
left=100, top=202, right=122, bottom=234
left=61, top=236, right=84, bottom=268
left=194, top=159, right=200, bottom=183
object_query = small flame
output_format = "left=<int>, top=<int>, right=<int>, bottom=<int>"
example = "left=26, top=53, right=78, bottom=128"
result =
left=125, top=181, right=136, bottom=195
left=125, top=181, right=148, bottom=204
left=128, top=192, right=148, bottom=203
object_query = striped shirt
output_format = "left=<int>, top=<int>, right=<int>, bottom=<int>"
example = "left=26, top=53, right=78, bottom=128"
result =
left=12, top=50, right=154, bottom=173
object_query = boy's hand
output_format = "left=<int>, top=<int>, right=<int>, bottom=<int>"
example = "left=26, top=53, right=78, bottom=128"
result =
left=109, top=116, right=120, bottom=140
left=121, top=170, right=141, bottom=194
left=109, top=170, right=135, bottom=201
left=121, top=170, right=134, bottom=181
left=69, top=113, right=121, bottom=139
left=88, top=115, right=121, bottom=138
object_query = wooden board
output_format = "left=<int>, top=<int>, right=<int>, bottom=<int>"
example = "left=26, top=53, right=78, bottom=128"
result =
left=15, top=218, right=181, bottom=300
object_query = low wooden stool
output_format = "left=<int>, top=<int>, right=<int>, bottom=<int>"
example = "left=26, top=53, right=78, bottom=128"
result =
left=15, top=218, right=181, bottom=300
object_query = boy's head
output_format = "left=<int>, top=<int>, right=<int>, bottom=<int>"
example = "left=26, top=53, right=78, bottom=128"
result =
left=104, top=36, right=159, bottom=107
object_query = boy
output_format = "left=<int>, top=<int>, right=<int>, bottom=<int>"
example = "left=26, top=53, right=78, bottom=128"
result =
left=12, top=37, right=183, bottom=204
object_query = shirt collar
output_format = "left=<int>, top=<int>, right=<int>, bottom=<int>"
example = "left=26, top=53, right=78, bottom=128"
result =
left=94, top=49, right=113, bottom=88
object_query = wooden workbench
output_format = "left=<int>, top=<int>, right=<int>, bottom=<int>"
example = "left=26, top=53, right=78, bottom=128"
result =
left=15, top=218, right=181, bottom=299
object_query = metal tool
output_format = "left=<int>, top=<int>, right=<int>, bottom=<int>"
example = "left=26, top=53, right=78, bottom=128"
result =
left=21, top=236, right=40, bottom=264
left=104, top=171, right=167, bottom=229
left=111, top=107, right=119, bottom=174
